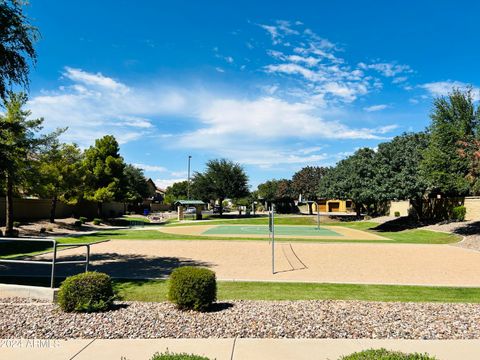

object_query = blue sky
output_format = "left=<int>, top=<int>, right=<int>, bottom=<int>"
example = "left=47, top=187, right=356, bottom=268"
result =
left=24, top=0, right=480, bottom=189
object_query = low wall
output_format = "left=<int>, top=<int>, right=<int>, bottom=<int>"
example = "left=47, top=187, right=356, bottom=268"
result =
left=465, top=197, right=480, bottom=221
left=389, top=200, right=410, bottom=217
left=0, top=198, right=125, bottom=223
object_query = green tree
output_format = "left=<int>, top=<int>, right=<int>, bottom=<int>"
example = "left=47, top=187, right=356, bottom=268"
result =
left=421, top=88, right=480, bottom=196
left=318, top=148, right=377, bottom=216
left=257, top=178, right=296, bottom=213
left=36, top=142, right=83, bottom=223
left=0, top=0, right=39, bottom=99
left=374, top=132, right=429, bottom=216
left=122, top=164, right=149, bottom=204
left=83, top=135, right=126, bottom=217
left=164, top=180, right=189, bottom=205
left=292, top=166, right=328, bottom=214
left=0, top=92, right=60, bottom=235
left=257, top=179, right=279, bottom=208
left=191, top=159, right=249, bottom=216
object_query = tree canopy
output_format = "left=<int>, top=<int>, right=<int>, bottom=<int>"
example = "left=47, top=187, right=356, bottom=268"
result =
left=35, top=142, right=84, bottom=222
left=0, top=92, right=60, bottom=233
left=421, top=88, right=480, bottom=196
left=123, top=164, right=149, bottom=204
left=0, top=0, right=39, bottom=99
left=82, top=135, right=126, bottom=215
left=292, top=166, right=328, bottom=214
left=164, top=180, right=189, bottom=204
left=317, top=148, right=377, bottom=215
left=191, top=158, right=249, bottom=215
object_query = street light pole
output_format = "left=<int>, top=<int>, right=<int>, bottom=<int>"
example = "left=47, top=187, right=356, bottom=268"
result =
left=187, top=155, right=192, bottom=199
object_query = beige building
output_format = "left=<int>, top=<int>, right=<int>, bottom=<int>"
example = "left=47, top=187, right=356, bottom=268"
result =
left=312, top=199, right=354, bottom=213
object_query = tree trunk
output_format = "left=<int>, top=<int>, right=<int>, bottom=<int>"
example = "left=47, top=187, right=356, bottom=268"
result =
left=49, top=196, right=57, bottom=223
left=308, top=202, right=313, bottom=215
left=5, top=171, right=14, bottom=236
left=219, top=198, right=224, bottom=217
left=97, top=202, right=103, bottom=218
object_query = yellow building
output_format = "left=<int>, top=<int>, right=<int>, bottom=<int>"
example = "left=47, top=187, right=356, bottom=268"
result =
left=312, top=199, right=354, bottom=213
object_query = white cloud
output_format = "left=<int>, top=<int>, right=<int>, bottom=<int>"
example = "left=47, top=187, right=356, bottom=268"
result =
left=259, top=24, right=411, bottom=105
left=63, top=67, right=129, bottom=93
left=154, top=178, right=186, bottom=189
left=358, top=62, right=412, bottom=77
left=178, top=97, right=395, bottom=151
left=419, top=81, right=480, bottom=100
left=29, top=67, right=188, bottom=146
left=133, top=163, right=168, bottom=172
left=363, top=104, right=388, bottom=112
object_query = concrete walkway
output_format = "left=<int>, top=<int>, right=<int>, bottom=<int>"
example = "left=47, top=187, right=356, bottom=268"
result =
left=1, top=338, right=480, bottom=359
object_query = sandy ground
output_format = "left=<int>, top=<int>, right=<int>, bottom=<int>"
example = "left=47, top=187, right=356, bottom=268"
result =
left=160, top=225, right=388, bottom=240
left=28, top=239, right=480, bottom=287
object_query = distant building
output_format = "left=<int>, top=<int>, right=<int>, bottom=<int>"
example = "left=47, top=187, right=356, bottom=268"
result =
left=146, top=178, right=165, bottom=203
left=314, top=199, right=354, bottom=213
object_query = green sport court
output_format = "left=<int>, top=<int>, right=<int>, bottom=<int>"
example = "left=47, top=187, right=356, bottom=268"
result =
left=160, top=224, right=388, bottom=240
left=202, top=225, right=341, bottom=237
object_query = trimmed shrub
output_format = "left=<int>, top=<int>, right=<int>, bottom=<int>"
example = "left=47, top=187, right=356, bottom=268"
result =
left=57, top=272, right=115, bottom=312
left=150, top=351, right=210, bottom=360
left=13, top=221, right=20, bottom=228
left=168, top=267, right=216, bottom=311
left=339, top=348, right=437, bottom=360
left=93, top=218, right=102, bottom=225
left=47, top=227, right=54, bottom=232
left=394, top=211, right=400, bottom=217
left=74, top=220, right=82, bottom=227
left=39, top=227, right=46, bottom=234
left=452, top=205, right=466, bottom=221
left=79, top=216, right=88, bottom=224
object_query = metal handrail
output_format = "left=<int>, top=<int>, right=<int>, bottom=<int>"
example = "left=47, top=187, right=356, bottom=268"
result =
left=0, top=237, right=91, bottom=288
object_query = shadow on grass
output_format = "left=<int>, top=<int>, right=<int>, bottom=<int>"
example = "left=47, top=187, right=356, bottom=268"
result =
left=0, top=253, right=213, bottom=287
left=371, top=217, right=427, bottom=232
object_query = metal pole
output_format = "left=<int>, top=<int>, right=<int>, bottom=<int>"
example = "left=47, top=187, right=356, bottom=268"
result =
left=317, top=202, right=320, bottom=230
left=50, top=241, right=57, bottom=288
left=85, top=245, right=90, bottom=272
left=272, top=204, right=275, bottom=274
left=187, top=155, right=192, bottom=200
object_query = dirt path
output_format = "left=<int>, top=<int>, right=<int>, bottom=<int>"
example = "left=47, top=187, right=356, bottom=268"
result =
left=30, top=240, right=480, bottom=287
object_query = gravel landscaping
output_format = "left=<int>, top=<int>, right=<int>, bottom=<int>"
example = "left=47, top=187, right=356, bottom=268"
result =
left=2, top=298, right=480, bottom=339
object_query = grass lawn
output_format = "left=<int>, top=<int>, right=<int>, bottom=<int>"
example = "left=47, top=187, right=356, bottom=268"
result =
left=114, top=279, right=480, bottom=303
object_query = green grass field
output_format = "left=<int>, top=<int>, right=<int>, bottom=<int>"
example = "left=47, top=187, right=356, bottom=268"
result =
left=114, top=279, right=480, bottom=303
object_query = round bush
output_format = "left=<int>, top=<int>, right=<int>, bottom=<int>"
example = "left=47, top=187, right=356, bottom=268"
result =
left=93, top=218, right=102, bottom=225
left=79, top=216, right=88, bottom=224
left=57, top=272, right=115, bottom=312
left=151, top=351, right=210, bottom=360
left=168, top=267, right=216, bottom=311
left=340, top=348, right=437, bottom=360
left=74, top=220, right=82, bottom=227
left=452, top=205, right=466, bottom=221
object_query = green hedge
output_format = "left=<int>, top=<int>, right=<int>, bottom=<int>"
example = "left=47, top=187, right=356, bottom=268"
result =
left=150, top=352, right=210, bottom=360
left=340, top=348, right=437, bottom=360
left=452, top=205, right=466, bottom=221
left=168, top=267, right=217, bottom=311
left=57, top=272, right=115, bottom=312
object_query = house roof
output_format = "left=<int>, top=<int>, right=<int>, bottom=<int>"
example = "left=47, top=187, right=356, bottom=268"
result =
left=174, top=200, right=206, bottom=206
